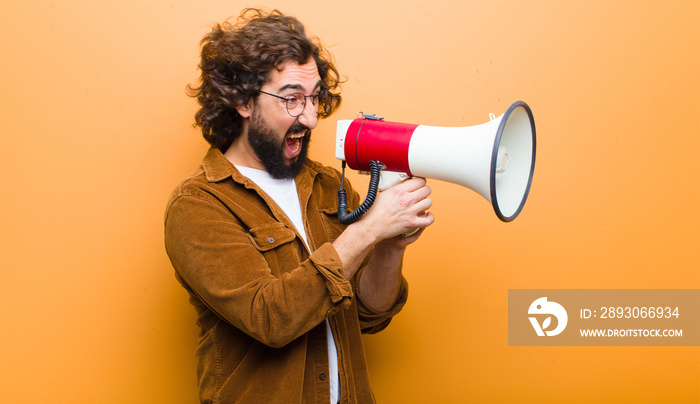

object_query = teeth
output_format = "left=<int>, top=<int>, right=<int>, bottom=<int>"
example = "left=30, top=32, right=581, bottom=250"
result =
left=288, top=133, right=304, bottom=139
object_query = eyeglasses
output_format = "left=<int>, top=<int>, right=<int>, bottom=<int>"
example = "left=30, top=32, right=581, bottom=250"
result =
left=259, top=90, right=328, bottom=117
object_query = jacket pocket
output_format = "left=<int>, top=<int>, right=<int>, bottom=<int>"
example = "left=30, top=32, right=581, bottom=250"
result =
left=247, top=223, right=300, bottom=276
left=247, top=223, right=297, bottom=252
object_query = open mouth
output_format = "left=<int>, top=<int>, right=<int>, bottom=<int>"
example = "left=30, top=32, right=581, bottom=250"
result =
left=285, top=132, right=305, bottom=155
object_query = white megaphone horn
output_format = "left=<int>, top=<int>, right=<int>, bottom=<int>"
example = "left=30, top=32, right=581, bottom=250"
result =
left=335, top=101, right=536, bottom=224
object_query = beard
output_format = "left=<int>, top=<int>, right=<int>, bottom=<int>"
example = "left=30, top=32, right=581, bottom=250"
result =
left=247, top=109, right=311, bottom=180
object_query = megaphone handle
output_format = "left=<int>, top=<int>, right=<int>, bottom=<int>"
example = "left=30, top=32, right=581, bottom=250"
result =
left=378, top=171, right=411, bottom=191
left=379, top=171, right=421, bottom=237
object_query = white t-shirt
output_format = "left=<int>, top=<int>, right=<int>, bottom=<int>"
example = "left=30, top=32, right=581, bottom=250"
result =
left=237, top=166, right=340, bottom=404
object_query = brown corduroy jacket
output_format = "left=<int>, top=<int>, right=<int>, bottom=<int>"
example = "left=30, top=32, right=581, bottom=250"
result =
left=164, top=148, right=408, bottom=403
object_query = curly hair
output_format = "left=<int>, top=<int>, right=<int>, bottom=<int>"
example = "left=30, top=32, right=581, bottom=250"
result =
left=187, top=8, right=342, bottom=152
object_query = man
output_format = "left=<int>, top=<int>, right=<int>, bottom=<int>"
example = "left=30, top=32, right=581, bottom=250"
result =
left=164, top=8, right=434, bottom=403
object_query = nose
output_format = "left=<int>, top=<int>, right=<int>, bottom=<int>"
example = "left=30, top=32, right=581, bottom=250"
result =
left=296, top=99, right=318, bottom=129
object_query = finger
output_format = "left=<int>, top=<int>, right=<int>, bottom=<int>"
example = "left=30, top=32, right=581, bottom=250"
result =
left=393, top=177, right=427, bottom=192
left=409, top=197, right=433, bottom=215
left=403, top=211, right=433, bottom=234
left=409, top=184, right=432, bottom=202
left=416, top=211, right=435, bottom=228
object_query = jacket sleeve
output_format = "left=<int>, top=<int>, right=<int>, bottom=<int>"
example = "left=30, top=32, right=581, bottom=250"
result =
left=164, top=190, right=353, bottom=349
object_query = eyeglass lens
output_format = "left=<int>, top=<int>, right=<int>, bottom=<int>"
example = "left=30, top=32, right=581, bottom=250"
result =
left=286, top=93, right=321, bottom=116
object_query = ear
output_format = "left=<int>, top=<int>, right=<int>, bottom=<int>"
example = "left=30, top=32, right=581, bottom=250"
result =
left=235, top=99, right=253, bottom=119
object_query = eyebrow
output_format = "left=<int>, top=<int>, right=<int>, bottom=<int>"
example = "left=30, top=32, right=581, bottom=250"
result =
left=278, top=81, right=322, bottom=93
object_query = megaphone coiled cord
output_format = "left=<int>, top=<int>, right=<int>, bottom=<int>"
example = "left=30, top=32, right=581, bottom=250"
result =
left=337, top=160, right=382, bottom=225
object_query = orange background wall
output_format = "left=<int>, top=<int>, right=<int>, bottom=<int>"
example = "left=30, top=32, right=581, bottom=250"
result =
left=1, top=1, right=698, bottom=402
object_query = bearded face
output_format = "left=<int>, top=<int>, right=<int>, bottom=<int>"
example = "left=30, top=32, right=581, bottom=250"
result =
left=247, top=106, right=311, bottom=179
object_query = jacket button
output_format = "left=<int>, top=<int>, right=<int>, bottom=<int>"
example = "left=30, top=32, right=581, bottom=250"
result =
left=267, top=236, right=275, bottom=244
left=319, top=372, right=327, bottom=381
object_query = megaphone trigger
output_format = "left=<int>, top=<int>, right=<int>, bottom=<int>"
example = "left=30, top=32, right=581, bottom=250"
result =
left=401, top=228, right=420, bottom=238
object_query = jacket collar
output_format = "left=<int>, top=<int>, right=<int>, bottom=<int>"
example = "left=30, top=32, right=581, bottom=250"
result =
left=201, top=147, right=336, bottom=185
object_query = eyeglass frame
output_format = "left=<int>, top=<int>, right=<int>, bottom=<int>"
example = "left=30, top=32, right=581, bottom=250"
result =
left=258, top=90, right=328, bottom=117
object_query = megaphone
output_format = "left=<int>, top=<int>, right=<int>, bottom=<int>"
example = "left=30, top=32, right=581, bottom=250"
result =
left=335, top=101, right=536, bottom=223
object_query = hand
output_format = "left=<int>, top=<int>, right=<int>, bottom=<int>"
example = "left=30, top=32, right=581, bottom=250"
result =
left=358, top=177, right=434, bottom=244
